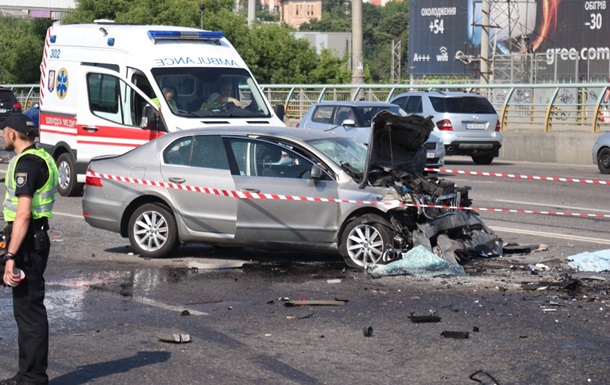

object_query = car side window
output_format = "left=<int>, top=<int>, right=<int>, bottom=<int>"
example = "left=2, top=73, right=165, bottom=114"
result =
left=311, top=106, right=334, bottom=124
left=334, top=107, right=353, bottom=125
left=403, top=96, right=423, bottom=114
left=391, top=96, right=407, bottom=109
left=163, top=137, right=194, bottom=166
left=191, top=135, right=230, bottom=170
left=228, top=138, right=314, bottom=179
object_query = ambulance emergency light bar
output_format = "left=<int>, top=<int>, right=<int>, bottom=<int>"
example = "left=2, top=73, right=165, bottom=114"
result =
left=147, top=30, right=225, bottom=44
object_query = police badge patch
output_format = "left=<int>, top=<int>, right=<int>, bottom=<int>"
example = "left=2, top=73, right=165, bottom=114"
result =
left=15, top=173, right=27, bottom=188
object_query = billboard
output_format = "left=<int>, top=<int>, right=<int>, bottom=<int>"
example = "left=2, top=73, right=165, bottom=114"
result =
left=409, top=0, right=610, bottom=77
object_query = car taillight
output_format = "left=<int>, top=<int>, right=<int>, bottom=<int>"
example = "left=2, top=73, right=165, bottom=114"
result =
left=85, top=168, right=103, bottom=187
left=13, top=101, right=21, bottom=110
left=495, top=120, right=501, bottom=131
left=436, top=119, right=453, bottom=131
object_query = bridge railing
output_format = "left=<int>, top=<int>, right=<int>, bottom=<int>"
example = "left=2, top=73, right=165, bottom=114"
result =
left=6, top=82, right=610, bottom=133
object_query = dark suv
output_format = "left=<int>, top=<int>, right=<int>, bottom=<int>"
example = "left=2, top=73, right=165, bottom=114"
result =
left=0, top=87, right=22, bottom=124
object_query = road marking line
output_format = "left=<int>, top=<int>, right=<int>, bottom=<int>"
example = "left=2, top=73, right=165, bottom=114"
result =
left=491, top=226, right=610, bottom=245
left=131, top=296, right=208, bottom=316
left=494, top=199, right=610, bottom=214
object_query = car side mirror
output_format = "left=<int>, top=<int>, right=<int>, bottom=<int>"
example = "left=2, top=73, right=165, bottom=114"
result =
left=275, top=104, right=285, bottom=122
left=310, top=164, right=324, bottom=180
left=141, top=104, right=160, bottom=130
left=342, top=119, right=356, bottom=127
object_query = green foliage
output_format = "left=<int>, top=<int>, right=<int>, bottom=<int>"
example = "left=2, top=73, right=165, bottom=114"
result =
left=0, top=17, right=52, bottom=84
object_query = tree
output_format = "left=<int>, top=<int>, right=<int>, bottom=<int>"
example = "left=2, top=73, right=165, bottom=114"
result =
left=0, top=17, right=52, bottom=84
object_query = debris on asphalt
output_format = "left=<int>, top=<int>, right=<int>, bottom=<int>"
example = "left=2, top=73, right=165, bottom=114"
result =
left=187, top=261, right=246, bottom=270
left=367, top=245, right=466, bottom=278
left=567, top=250, right=610, bottom=272
left=503, top=243, right=540, bottom=254
left=181, top=310, right=190, bottom=316
left=568, top=271, right=610, bottom=281
left=469, top=369, right=500, bottom=384
left=407, top=312, right=441, bottom=323
left=283, top=299, right=348, bottom=307
left=156, top=333, right=192, bottom=343
left=326, top=278, right=342, bottom=284
left=363, top=326, right=373, bottom=337
left=440, top=330, right=469, bottom=339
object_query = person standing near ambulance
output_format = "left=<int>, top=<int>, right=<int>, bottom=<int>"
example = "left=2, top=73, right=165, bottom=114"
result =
left=1, top=113, right=58, bottom=385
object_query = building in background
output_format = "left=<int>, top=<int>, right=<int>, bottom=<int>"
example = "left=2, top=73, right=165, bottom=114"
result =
left=294, top=31, right=351, bottom=57
left=0, top=0, right=75, bottom=20
left=279, top=0, right=322, bottom=28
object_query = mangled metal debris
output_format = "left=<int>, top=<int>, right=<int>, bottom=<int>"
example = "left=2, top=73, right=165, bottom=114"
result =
left=357, top=111, right=503, bottom=273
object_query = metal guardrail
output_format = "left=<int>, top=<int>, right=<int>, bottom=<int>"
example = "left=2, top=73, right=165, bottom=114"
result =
left=6, top=82, right=610, bottom=133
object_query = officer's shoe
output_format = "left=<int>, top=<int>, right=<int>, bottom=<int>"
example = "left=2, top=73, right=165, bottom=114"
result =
left=0, top=375, right=20, bottom=385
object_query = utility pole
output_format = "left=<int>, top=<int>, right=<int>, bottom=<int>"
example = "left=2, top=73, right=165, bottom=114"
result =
left=351, top=0, right=364, bottom=85
left=248, top=0, right=256, bottom=25
left=199, top=4, right=204, bottom=29
left=480, top=0, right=490, bottom=84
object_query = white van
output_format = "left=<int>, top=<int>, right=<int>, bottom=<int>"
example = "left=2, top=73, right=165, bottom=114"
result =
left=39, top=21, right=285, bottom=196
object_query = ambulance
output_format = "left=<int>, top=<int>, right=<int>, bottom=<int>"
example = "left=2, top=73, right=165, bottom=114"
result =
left=39, top=21, right=285, bottom=196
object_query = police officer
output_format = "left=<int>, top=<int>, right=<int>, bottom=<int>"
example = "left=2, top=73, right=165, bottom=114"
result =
left=1, top=113, right=58, bottom=385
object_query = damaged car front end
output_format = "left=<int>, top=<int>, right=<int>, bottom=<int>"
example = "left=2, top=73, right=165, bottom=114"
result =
left=336, top=111, right=503, bottom=269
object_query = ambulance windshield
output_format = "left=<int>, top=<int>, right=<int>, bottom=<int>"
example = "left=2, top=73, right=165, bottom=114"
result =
left=150, top=67, right=271, bottom=118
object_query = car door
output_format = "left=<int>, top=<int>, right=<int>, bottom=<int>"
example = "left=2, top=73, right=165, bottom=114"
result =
left=160, top=134, right=238, bottom=238
left=227, top=137, right=340, bottom=246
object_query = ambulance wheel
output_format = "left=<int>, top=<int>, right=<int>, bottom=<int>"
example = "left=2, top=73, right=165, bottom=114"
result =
left=128, top=203, right=180, bottom=259
left=339, top=214, right=393, bottom=269
left=57, top=153, right=83, bottom=196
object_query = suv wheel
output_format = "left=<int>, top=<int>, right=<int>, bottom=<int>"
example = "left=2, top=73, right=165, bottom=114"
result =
left=472, top=155, right=495, bottom=165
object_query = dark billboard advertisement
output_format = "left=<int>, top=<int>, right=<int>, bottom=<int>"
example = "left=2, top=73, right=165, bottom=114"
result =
left=409, top=0, right=610, bottom=77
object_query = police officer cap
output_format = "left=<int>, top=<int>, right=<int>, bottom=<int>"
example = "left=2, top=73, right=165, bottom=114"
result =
left=0, top=113, right=38, bottom=137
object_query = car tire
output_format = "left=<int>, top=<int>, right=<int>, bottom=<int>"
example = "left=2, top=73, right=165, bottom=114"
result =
left=57, top=152, right=83, bottom=196
left=128, top=203, right=180, bottom=258
left=472, top=155, right=495, bottom=165
left=597, top=147, right=610, bottom=174
left=339, top=214, right=393, bottom=269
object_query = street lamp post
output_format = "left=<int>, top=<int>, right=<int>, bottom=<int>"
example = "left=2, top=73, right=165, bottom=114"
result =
left=199, top=4, right=204, bottom=29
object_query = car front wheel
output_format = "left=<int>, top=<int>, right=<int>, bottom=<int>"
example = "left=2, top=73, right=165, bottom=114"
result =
left=128, top=203, right=180, bottom=258
left=340, top=214, right=393, bottom=269
left=597, top=148, right=610, bottom=174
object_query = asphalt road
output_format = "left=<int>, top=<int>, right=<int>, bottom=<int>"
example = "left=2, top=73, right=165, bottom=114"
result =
left=0, top=156, right=609, bottom=385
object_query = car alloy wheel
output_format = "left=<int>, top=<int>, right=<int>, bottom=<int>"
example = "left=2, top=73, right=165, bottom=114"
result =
left=128, top=202, right=180, bottom=258
left=340, top=214, right=392, bottom=269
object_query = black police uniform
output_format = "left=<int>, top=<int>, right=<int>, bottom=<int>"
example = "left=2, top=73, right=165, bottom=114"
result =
left=6, top=144, right=52, bottom=385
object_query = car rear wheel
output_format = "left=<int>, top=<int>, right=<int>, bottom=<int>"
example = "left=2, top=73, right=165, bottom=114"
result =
left=340, top=214, right=393, bottom=269
left=597, top=148, right=610, bottom=174
left=128, top=203, right=180, bottom=258
left=472, top=154, right=495, bottom=165
left=57, top=152, right=83, bottom=196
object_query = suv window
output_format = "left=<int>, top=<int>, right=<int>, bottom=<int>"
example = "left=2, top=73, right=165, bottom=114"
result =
left=0, top=90, right=18, bottom=103
left=403, top=96, right=423, bottom=114
left=312, top=106, right=334, bottom=124
left=430, top=96, right=496, bottom=114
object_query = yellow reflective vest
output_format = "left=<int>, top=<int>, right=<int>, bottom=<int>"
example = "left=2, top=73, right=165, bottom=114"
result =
left=3, top=147, right=58, bottom=222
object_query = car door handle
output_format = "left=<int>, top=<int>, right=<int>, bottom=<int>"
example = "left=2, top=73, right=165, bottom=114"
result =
left=82, top=125, right=99, bottom=132
left=168, top=177, right=186, bottom=184
left=240, top=188, right=260, bottom=193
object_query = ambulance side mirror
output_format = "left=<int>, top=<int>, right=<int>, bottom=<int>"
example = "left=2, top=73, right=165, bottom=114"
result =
left=275, top=104, right=285, bottom=122
left=141, top=104, right=160, bottom=130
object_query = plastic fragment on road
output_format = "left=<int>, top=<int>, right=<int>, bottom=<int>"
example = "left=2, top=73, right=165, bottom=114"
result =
left=156, top=333, right=192, bottom=343
left=367, top=245, right=466, bottom=278
left=440, top=330, right=469, bottom=339
left=363, top=326, right=373, bottom=337
left=469, top=369, right=501, bottom=384
left=408, top=312, right=441, bottom=323
left=567, top=250, right=610, bottom=272
left=283, top=299, right=348, bottom=307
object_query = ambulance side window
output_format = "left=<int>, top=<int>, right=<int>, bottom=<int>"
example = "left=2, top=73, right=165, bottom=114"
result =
left=87, top=73, right=145, bottom=127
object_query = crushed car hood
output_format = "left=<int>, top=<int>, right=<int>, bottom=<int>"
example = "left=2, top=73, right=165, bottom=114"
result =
left=360, top=111, right=433, bottom=188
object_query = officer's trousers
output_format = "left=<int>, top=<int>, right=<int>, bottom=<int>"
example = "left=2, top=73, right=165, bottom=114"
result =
left=12, top=236, right=49, bottom=385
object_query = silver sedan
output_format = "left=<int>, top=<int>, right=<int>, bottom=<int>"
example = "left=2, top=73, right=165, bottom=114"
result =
left=82, top=115, right=498, bottom=268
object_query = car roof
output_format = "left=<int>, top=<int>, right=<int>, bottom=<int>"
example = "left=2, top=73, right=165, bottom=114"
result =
left=391, top=90, right=487, bottom=98
left=310, top=101, right=401, bottom=108
left=156, top=125, right=345, bottom=145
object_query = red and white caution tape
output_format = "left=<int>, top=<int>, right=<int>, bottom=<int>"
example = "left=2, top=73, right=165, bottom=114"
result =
left=87, top=171, right=610, bottom=218
left=425, top=168, right=610, bottom=185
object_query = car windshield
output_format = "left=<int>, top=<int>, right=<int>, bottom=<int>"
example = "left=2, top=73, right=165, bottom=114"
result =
left=354, top=105, right=407, bottom=127
left=307, top=137, right=367, bottom=176
left=430, top=96, right=496, bottom=114
left=150, top=67, right=270, bottom=118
